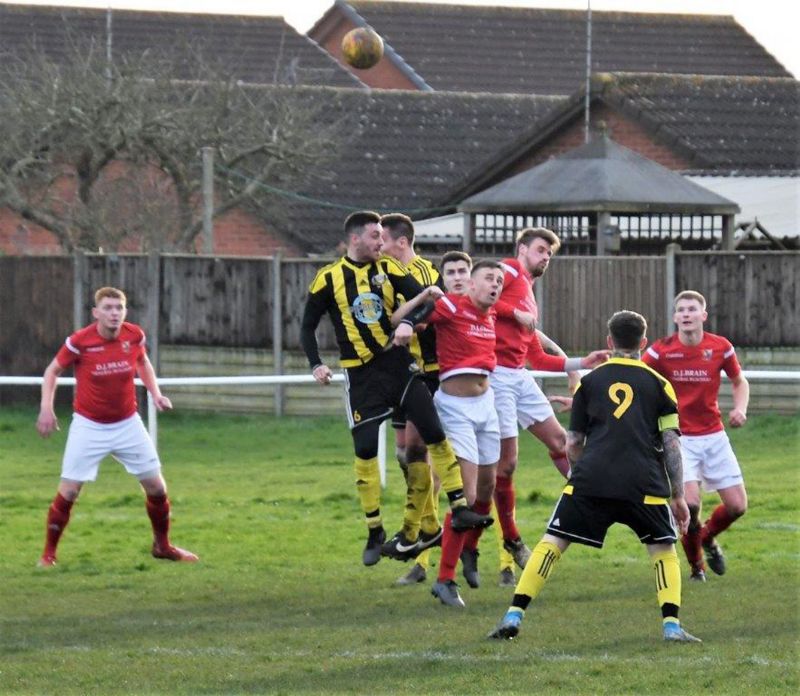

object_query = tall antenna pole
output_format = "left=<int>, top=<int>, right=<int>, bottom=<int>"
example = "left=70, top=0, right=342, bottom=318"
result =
left=105, top=6, right=113, bottom=87
left=584, top=0, right=592, bottom=143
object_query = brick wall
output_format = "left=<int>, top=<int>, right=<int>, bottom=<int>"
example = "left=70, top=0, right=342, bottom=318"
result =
left=0, top=210, right=63, bottom=255
left=200, top=209, right=304, bottom=256
left=507, top=103, right=693, bottom=178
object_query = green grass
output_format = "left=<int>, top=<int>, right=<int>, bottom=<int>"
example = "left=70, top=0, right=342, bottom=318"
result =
left=0, top=409, right=798, bottom=695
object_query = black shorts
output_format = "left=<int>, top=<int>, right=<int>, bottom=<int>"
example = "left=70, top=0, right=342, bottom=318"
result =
left=545, top=487, right=678, bottom=548
left=392, top=372, right=439, bottom=429
left=344, top=347, right=420, bottom=430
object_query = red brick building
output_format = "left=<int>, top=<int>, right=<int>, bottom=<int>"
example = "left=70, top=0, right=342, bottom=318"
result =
left=0, top=2, right=796, bottom=256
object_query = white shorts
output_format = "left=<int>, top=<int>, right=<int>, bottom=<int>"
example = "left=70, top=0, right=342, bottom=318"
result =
left=490, top=365, right=555, bottom=438
left=433, top=388, right=500, bottom=466
left=61, top=412, right=162, bottom=482
left=681, top=430, right=743, bottom=492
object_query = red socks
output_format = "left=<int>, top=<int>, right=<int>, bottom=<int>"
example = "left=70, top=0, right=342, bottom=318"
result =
left=44, top=493, right=74, bottom=558
left=702, top=504, right=737, bottom=540
left=493, top=475, right=520, bottom=542
left=462, top=500, right=492, bottom=551
left=146, top=494, right=171, bottom=548
left=681, top=523, right=704, bottom=570
left=438, top=512, right=462, bottom=582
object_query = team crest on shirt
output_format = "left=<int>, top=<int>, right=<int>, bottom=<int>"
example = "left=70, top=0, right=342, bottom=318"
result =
left=121, top=341, right=131, bottom=353
left=352, top=293, right=383, bottom=324
left=371, top=273, right=387, bottom=287
left=702, top=349, right=713, bottom=361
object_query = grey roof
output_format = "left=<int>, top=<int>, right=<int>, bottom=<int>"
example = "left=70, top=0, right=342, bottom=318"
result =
left=341, top=1, right=792, bottom=95
left=459, top=136, right=740, bottom=215
left=281, top=87, right=565, bottom=252
left=600, top=73, right=800, bottom=176
left=445, top=72, right=800, bottom=205
left=0, top=3, right=363, bottom=88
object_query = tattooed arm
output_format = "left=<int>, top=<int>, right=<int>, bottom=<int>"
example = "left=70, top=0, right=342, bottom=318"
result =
left=662, top=428, right=689, bottom=534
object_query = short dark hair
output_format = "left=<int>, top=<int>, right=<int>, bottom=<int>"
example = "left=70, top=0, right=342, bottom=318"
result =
left=607, top=310, right=647, bottom=351
left=380, top=213, right=415, bottom=244
left=516, top=227, right=561, bottom=254
left=344, top=210, right=381, bottom=237
left=471, top=259, right=503, bottom=276
left=440, top=250, right=472, bottom=270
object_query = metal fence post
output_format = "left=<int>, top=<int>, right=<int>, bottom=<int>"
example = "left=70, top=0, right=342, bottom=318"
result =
left=272, top=252, right=284, bottom=417
left=147, top=391, right=158, bottom=448
left=73, top=249, right=86, bottom=331
left=665, top=243, right=680, bottom=336
left=201, top=147, right=214, bottom=255
left=146, top=251, right=161, bottom=373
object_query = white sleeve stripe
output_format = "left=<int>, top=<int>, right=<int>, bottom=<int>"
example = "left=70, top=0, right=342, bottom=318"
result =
left=441, top=296, right=457, bottom=313
left=500, top=262, right=518, bottom=277
left=723, top=347, right=735, bottom=358
left=646, top=346, right=659, bottom=359
left=65, top=337, right=80, bottom=355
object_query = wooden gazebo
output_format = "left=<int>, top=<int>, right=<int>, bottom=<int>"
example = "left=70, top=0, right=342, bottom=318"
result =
left=458, top=136, right=740, bottom=255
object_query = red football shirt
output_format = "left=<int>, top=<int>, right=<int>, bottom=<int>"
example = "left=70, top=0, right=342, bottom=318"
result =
left=643, top=332, right=742, bottom=435
left=56, top=322, right=146, bottom=423
left=495, top=258, right=538, bottom=368
left=428, top=293, right=497, bottom=381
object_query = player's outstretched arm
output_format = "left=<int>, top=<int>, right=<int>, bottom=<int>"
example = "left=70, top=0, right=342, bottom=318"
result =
left=137, top=355, right=172, bottom=411
left=36, top=358, right=64, bottom=437
left=548, top=395, right=573, bottom=413
left=729, top=374, right=749, bottom=428
left=579, top=350, right=611, bottom=369
left=539, top=330, right=583, bottom=391
left=389, top=286, right=441, bottom=328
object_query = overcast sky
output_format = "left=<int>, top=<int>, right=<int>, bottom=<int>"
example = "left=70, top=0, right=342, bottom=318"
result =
left=5, top=0, right=798, bottom=77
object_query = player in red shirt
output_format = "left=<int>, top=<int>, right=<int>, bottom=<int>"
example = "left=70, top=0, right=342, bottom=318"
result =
left=643, top=290, right=749, bottom=581
left=492, top=228, right=608, bottom=573
left=36, top=287, right=198, bottom=567
left=393, top=260, right=508, bottom=607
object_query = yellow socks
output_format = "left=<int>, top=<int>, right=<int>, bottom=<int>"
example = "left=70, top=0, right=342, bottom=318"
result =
left=515, top=540, right=562, bottom=600
left=652, top=547, right=682, bottom=610
left=354, top=457, right=381, bottom=527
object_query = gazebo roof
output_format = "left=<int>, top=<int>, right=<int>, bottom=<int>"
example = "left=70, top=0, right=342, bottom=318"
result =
left=458, top=136, right=740, bottom=215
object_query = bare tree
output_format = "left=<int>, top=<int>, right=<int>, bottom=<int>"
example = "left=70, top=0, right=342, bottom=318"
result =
left=0, top=41, right=343, bottom=252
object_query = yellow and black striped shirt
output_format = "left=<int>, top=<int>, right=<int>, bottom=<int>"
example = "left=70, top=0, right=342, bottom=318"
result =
left=301, top=255, right=425, bottom=369
left=399, top=255, right=441, bottom=374
left=568, top=358, right=680, bottom=502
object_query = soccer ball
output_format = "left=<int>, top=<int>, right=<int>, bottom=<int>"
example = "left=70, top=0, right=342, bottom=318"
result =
left=341, top=27, right=384, bottom=70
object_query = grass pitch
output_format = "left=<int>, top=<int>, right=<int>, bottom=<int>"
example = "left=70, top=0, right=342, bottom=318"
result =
left=0, top=409, right=797, bottom=694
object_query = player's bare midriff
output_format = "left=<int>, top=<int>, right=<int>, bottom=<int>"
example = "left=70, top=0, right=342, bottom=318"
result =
left=441, top=373, right=489, bottom=397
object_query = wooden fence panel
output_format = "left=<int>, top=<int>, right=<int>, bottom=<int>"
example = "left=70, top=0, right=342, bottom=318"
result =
left=0, top=256, right=73, bottom=405
left=1, top=251, right=798, bottom=405
left=282, top=258, right=339, bottom=352
left=539, top=256, right=666, bottom=350
left=160, top=256, right=272, bottom=347
left=676, top=252, right=800, bottom=347
left=80, top=254, right=153, bottom=326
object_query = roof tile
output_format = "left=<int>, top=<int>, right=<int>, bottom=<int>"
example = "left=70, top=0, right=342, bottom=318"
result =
left=0, top=3, right=362, bottom=87
left=347, top=1, right=792, bottom=94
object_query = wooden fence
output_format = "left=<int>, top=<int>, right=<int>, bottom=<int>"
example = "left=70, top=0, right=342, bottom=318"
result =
left=1, top=250, right=798, bottom=396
